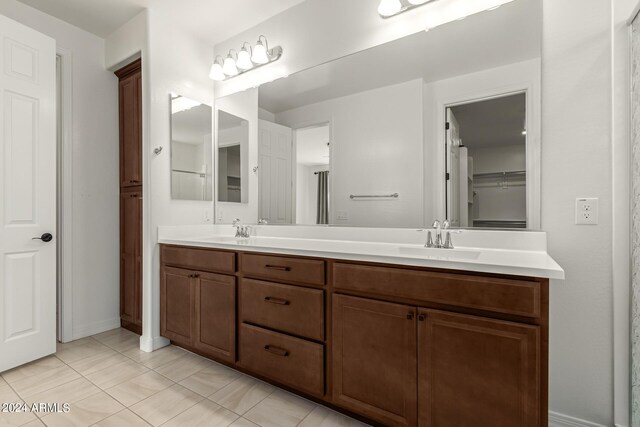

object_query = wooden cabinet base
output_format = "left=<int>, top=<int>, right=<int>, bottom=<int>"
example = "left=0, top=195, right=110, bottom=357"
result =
left=121, top=319, right=141, bottom=335
left=160, top=245, right=549, bottom=427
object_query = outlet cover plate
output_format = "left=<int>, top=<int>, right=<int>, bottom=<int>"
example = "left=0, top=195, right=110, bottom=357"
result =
left=575, top=198, right=599, bottom=225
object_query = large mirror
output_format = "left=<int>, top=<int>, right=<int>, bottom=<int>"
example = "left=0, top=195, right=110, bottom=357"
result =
left=215, top=0, right=541, bottom=229
left=170, top=94, right=213, bottom=201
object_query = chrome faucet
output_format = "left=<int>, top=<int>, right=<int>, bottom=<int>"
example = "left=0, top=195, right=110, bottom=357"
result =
left=232, top=218, right=250, bottom=238
left=425, top=220, right=454, bottom=249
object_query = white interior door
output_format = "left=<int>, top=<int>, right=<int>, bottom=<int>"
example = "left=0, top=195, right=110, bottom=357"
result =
left=0, top=14, right=57, bottom=372
left=446, top=109, right=461, bottom=227
left=258, top=120, right=292, bottom=224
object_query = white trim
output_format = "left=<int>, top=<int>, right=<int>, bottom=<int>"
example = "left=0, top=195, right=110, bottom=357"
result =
left=56, top=47, right=74, bottom=344
left=612, top=3, right=635, bottom=425
left=139, top=334, right=169, bottom=353
left=72, top=317, right=121, bottom=341
left=548, top=412, right=610, bottom=427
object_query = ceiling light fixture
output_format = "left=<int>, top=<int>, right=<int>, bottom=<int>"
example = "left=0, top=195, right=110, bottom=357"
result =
left=209, top=35, right=283, bottom=82
left=378, top=0, right=436, bottom=18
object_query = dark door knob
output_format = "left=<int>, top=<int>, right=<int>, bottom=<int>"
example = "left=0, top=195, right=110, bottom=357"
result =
left=32, top=233, right=53, bottom=243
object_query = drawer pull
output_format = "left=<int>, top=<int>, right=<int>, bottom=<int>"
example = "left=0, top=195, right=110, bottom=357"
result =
left=264, top=296, right=290, bottom=306
left=265, top=265, right=291, bottom=271
left=264, top=345, right=289, bottom=357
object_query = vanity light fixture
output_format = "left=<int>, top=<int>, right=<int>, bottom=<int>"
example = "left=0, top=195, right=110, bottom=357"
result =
left=222, top=50, right=239, bottom=76
left=209, top=35, right=283, bottom=81
left=378, top=0, right=436, bottom=18
left=236, top=43, right=254, bottom=70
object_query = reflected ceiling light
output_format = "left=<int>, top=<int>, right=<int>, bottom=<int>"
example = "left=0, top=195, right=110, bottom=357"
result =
left=209, top=35, right=283, bottom=81
left=171, top=95, right=201, bottom=114
left=209, top=56, right=226, bottom=81
left=378, top=0, right=435, bottom=18
left=222, top=50, right=239, bottom=76
left=237, top=43, right=254, bottom=70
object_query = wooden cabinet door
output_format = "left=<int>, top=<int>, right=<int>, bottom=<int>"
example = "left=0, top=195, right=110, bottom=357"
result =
left=120, top=190, right=142, bottom=331
left=195, top=272, right=236, bottom=363
left=117, top=60, right=142, bottom=188
left=332, top=294, right=417, bottom=426
left=161, top=266, right=195, bottom=346
left=418, top=310, right=540, bottom=427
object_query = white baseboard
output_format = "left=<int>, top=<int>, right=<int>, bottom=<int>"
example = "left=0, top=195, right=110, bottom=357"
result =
left=549, top=411, right=610, bottom=427
left=139, top=334, right=170, bottom=353
left=71, top=317, right=121, bottom=342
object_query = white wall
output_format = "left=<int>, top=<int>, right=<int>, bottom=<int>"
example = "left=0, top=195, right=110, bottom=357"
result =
left=276, top=79, right=424, bottom=228
left=542, top=1, right=614, bottom=426
left=106, top=8, right=214, bottom=351
left=0, top=0, right=120, bottom=340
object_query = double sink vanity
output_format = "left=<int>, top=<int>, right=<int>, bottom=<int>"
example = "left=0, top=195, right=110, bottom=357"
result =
left=158, top=225, right=562, bottom=427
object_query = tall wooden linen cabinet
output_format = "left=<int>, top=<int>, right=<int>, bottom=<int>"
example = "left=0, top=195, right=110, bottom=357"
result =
left=115, top=59, right=142, bottom=334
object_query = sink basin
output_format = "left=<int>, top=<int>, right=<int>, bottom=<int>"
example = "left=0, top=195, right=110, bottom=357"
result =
left=199, top=236, right=245, bottom=243
left=397, top=246, right=481, bottom=260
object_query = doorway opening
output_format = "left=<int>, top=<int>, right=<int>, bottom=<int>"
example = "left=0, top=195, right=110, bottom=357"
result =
left=294, top=123, right=331, bottom=225
left=445, top=92, right=527, bottom=229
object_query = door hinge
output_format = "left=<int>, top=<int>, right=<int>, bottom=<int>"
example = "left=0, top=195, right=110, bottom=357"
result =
left=445, top=173, right=450, bottom=181
left=445, top=122, right=450, bottom=130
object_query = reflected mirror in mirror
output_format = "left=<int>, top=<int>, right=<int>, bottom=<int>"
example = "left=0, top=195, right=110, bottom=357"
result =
left=216, top=0, right=541, bottom=229
left=217, top=110, right=248, bottom=203
left=170, top=94, right=213, bottom=201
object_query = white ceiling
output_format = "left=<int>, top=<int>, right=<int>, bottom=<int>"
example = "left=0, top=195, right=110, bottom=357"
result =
left=16, top=0, right=306, bottom=43
left=296, top=125, right=330, bottom=166
left=451, top=93, right=526, bottom=148
left=259, top=0, right=540, bottom=114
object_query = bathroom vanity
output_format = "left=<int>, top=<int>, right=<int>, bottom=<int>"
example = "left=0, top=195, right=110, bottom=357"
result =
left=159, top=228, right=562, bottom=427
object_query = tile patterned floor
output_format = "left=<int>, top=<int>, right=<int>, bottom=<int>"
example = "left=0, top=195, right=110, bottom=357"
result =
left=0, top=328, right=369, bottom=427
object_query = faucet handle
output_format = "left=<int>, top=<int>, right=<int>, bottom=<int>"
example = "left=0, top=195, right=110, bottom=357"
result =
left=443, top=231, right=454, bottom=249
left=443, top=220, right=450, bottom=230
left=432, top=220, right=440, bottom=229
left=232, top=218, right=241, bottom=227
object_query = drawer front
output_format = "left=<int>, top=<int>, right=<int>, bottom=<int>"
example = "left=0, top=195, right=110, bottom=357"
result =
left=334, top=263, right=541, bottom=318
left=239, top=324, right=324, bottom=397
left=161, top=245, right=235, bottom=274
left=240, top=279, right=324, bottom=341
left=241, top=254, right=325, bottom=287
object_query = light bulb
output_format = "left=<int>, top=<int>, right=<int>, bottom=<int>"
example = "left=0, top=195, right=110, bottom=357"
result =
left=209, top=63, right=225, bottom=81
left=408, top=0, right=429, bottom=4
left=222, top=56, right=238, bottom=76
left=252, top=42, right=269, bottom=64
left=378, top=0, right=402, bottom=17
left=237, top=48, right=253, bottom=70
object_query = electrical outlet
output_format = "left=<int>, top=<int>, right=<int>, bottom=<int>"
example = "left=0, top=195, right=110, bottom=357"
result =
left=336, top=211, right=349, bottom=221
left=575, top=198, right=599, bottom=225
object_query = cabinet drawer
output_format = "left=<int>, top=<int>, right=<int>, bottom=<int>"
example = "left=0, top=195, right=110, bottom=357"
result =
left=334, top=263, right=541, bottom=318
left=240, top=279, right=324, bottom=341
left=241, top=254, right=325, bottom=287
left=239, top=324, right=324, bottom=397
left=161, top=245, right=235, bottom=274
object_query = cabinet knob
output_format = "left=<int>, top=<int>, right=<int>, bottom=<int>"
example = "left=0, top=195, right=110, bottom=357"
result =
left=406, top=312, right=415, bottom=320
left=418, top=314, right=426, bottom=322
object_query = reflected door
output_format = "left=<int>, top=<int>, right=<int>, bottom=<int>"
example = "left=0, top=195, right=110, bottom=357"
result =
left=0, top=14, right=57, bottom=371
left=258, top=120, right=293, bottom=224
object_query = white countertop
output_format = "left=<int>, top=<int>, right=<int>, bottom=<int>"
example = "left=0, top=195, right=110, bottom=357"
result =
left=158, top=225, right=564, bottom=280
